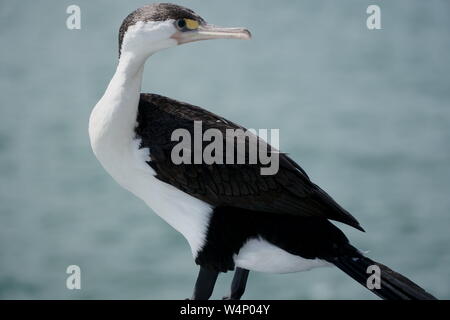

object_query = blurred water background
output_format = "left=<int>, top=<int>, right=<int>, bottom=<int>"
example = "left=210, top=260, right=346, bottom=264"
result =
left=1, top=0, right=449, bottom=299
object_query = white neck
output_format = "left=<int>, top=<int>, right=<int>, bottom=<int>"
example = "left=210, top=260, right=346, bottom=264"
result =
left=89, top=51, right=148, bottom=156
left=89, top=20, right=178, bottom=155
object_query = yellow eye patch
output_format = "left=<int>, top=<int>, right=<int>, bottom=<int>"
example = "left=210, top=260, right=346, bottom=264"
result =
left=184, top=19, right=199, bottom=30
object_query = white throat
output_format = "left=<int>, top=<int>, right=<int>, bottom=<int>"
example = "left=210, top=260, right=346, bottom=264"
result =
left=88, top=52, right=145, bottom=185
left=89, top=20, right=178, bottom=170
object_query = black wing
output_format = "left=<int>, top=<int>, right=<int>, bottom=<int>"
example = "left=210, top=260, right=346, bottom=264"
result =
left=135, top=93, right=363, bottom=231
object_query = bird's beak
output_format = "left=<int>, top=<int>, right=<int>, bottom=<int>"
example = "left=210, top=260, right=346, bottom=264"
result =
left=172, top=24, right=252, bottom=44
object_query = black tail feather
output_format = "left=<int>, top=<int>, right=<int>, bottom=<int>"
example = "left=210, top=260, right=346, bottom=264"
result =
left=331, top=255, right=437, bottom=300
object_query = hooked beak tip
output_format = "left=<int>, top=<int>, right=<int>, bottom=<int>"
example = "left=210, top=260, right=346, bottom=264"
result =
left=242, top=29, right=252, bottom=40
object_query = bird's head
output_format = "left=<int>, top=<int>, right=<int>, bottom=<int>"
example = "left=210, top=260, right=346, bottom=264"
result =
left=118, top=3, right=251, bottom=58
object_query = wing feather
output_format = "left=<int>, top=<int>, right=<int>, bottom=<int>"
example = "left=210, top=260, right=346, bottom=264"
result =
left=136, top=93, right=364, bottom=231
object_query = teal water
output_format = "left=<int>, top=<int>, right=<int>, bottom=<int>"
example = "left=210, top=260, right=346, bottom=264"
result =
left=1, top=0, right=449, bottom=299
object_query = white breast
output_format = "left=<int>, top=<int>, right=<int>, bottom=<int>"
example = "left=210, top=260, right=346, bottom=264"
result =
left=120, top=139, right=213, bottom=257
left=91, top=124, right=213, bottom=257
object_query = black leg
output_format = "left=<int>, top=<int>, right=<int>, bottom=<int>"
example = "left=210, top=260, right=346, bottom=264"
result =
left=191, top=266, right=219, bottom=300
left=223, top=267, right=250, bottom=300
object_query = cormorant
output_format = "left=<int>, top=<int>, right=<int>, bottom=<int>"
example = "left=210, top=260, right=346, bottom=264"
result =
left=89, top=3, right=436, bottom=300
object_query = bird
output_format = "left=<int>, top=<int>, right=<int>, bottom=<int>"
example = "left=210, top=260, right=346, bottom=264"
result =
left=89, top=3, right=436, bottom=300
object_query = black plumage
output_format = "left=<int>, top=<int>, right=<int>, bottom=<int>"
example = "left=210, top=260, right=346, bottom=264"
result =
left=134, top=94, right=437, bottom=300
left=135, top=93, right=363, bottom=271
left=196, top=206, right=356, bottom=272
left=135, top=93, right=364, bottom=232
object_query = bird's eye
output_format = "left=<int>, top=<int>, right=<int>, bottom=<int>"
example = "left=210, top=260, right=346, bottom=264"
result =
left=175, top=18, right=199, bottom=31
left=176, top=19, right=186, bottom=30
